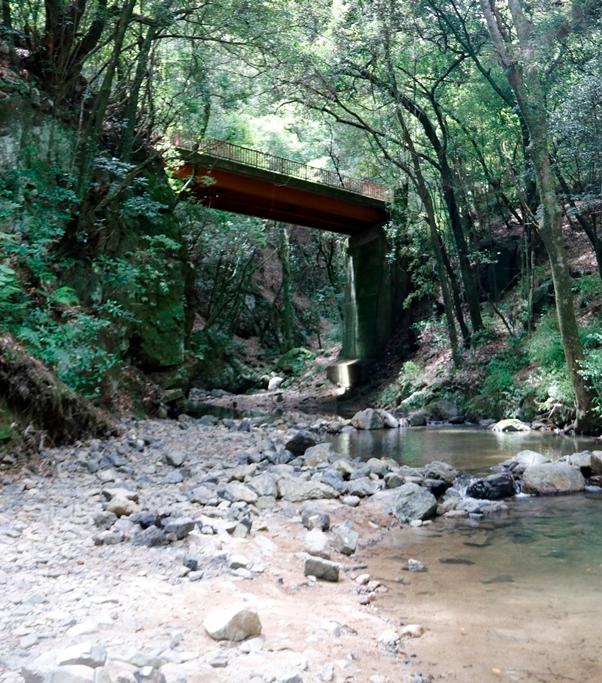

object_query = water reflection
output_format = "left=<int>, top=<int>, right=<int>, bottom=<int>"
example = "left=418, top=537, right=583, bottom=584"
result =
left=330, top=426, right=598, bottom=471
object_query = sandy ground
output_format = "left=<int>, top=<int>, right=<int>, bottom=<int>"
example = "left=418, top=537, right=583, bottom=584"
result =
left=0, top=417, right=433, bottom=683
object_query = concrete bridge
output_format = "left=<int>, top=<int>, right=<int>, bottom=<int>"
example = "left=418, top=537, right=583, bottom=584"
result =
left=173, top=138, right=400, bottom=386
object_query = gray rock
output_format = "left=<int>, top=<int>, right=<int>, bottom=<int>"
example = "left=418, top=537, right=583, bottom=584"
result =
left=341, top=495, right=360, bottom=507
left=346, top=477, right=379, bottom=497
left=332, top=524, right=358, bottom=555
left=219, top=482, right=258, bottom=504
left=247, top=473, right=278, bottom=498
left=384, top=472, right=404, bottom=489
left=277, top=477, right=338, bottom=502
left=304, top=556, right=340, bottom=582
left=56, top=644, right=107, bottom=668
left=393, top=483, right=438, bottom=523
left=285, top=431, right=319, bottom=455
left=133, top=666, right=166, bottom=683
left=165, top=451, right=186, bottom=468
left=503, top=450, right=549, bottom=473
left=424, top=461, right=457, bottom=484
left=301, top=508, right=330, bottom=531
left=189, top=485, right=218, bottom=506
left=378, top=410, right=399, bottom=429
left=131, top=526, right=167, bottom=547
left=163, top=517, right=195, bottom=540
left=466, top=472, right=515, bottom=500
left=522, top=463, right=585, bottom=495
left=351, top=408, right=385, bottom=430
left=203, top=606, right=262, bottom=641
left=319, top=469, right=347, bottom=493
left=304, top=443, right=335, bottom=466
left=93, top=511, right=117, bottom=530
left=93, top=530, right=125, bottom=546
left=408, top=411, right=428, bottom=427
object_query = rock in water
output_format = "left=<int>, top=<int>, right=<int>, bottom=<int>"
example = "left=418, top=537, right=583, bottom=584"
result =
left=466, top=472, right=516, bottom=500
left=502, top=450, right=549, bottom=473
left=350, top=408, right=385, bottom=430
left=393, top=483, right=438, bottom=523
left=522, top=463, right=585, bottom=495
left=304, top=556, right=340, bottom=582
left=490, top=418, right=531, bottom=433
left=203, top=606, right=262, bottom=641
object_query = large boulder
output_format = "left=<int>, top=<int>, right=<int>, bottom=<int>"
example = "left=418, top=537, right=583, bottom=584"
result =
left=351, top=408, right=385, bottom=430
left=522, top=463, right=585, bottom=495
left=466, top=472, right=516, bottom=500
left=393, top=483, right=438, bottom=523
left=203, top=606, right=262, bottom=642
left=490, top=419, right=531, bottom=433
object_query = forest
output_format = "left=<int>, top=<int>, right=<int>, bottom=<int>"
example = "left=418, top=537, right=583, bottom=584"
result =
left=2, top=3, right=602, bottom=683
left=1, top=0, right=601, bottom=441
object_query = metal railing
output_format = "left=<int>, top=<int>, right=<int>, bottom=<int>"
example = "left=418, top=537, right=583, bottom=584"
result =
left=173, top=136, right=392, bottom=203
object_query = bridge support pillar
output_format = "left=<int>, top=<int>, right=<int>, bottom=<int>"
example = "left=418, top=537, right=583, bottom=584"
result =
left=327, top=225, right=395, bottom=388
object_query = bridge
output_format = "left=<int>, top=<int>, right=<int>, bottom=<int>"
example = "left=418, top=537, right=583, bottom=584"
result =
left=173, top=138, right=406, bottom=386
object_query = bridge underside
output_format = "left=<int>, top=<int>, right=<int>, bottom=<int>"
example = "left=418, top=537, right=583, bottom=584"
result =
left=174, top=148, right=404, bottom=387
left=173, top=151, right=389, bottom=234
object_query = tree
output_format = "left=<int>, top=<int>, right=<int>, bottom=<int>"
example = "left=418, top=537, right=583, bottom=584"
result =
left=478, top=0, right=598, bottom=431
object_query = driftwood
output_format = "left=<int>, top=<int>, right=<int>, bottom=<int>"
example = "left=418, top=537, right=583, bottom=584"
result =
left=0, top=334, right=118, bottom=447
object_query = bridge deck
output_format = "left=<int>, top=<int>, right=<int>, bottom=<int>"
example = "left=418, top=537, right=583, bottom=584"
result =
left=172, top=138, right=391, bottom=234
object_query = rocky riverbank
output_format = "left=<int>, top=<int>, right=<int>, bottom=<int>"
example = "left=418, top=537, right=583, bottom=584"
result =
left=2, top=408, right=601, bottom=683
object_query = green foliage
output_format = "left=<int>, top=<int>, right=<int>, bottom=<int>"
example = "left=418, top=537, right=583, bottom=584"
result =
left=397, top=361, right=423, bottom=400
left=471, top=338, right=530, bottom=419
left=277, top=347, right=314, bottom=375
left=16, top=310, right=118, bottom=399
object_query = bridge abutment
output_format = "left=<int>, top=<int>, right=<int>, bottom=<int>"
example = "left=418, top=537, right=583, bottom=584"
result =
left=328, top=225, right=397, bottom=387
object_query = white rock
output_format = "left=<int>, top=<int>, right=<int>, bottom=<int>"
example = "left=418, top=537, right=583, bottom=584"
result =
left=400, top=624, right=425, bottom=638
left=304, top=529, right=331, bottom=559
left=268, top=376, right=284, bottom=391
left=56, top=644, right=107, bottom=668
left=203, top=605, right=262, bottom=642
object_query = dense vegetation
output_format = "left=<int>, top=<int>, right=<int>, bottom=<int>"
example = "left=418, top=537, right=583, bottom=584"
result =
left=0, top=0, right=601, bottom=442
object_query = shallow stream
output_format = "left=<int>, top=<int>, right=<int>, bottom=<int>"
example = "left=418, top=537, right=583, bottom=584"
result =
left=336, top=427, right=602, bottom=682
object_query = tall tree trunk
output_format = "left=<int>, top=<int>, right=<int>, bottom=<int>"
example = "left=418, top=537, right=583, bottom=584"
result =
left=120, top=25, right=157, bottom=162
left=76, top=0, right=136, bottom=200
left=480, top=0, right=597, bottom=432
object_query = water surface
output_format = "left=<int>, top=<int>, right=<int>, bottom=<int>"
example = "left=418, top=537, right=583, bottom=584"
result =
left=331, top=426, right=599, bottom=471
